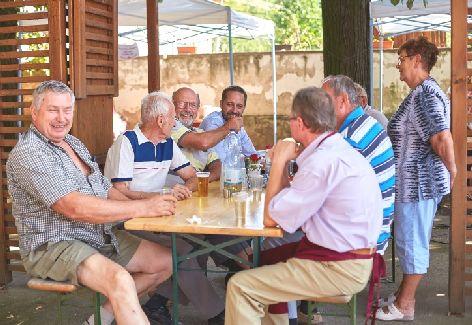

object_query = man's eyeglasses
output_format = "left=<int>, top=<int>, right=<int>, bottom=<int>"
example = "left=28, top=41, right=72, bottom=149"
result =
left=175, top=101, right=198, bottom=109
left=397, top=54, right=415, bottom=66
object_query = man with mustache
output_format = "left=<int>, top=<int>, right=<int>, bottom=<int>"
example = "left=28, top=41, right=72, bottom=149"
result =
left=200, top=85, right=257, bottom=163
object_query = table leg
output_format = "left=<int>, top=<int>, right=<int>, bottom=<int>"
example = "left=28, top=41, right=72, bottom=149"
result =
left=252, top=237, right=262, bottom=267
left=171, top=233, right=179, bottom=325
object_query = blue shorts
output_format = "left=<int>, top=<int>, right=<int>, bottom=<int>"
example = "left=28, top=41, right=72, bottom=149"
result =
left=394, top=192, right=442, bottom=274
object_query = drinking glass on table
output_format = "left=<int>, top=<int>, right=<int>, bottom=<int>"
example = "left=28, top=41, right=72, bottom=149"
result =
left=249, top=174, right=263, bottom=202
left=196, top=172, right=210, bottom=197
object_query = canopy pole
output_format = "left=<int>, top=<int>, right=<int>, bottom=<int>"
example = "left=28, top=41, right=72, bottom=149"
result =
left=369, top=16, right=374, bottom=106
left=227, top=7, right=234, bottom=85
left=379, top=35, right=384, bottom=113
left=271, top=38, right=277, bottom=145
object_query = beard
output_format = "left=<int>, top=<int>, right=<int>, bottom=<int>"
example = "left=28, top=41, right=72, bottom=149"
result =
left=180, top=116, right=195, bottom=127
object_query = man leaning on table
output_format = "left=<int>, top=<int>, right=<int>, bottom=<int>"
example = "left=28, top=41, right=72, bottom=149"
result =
left=6, top=80, right=177, bottom=325
left=225, top=86, right=382, bottom=325
left=104, top=91, right=226, bottom=324
left=165, top=86, right=239, bottom=187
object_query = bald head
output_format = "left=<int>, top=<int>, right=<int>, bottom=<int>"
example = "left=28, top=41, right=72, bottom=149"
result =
left=172, top=87, right=199, bottom=127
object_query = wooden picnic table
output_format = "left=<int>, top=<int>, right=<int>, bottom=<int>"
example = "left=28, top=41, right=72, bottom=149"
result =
left=124, top=182, right=283, bottom=324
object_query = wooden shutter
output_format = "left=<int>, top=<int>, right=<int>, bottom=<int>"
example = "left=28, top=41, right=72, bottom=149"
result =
left=71, top=0, right=118, bottom=98
left=0, top=0, right=68, bottom=284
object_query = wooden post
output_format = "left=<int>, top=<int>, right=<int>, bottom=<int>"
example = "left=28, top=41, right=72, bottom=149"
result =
left=147, top=0, right=160, bottom=92
left=449, top=0, right=467, bottom=315
left=48, top=0, right=67, bottom=82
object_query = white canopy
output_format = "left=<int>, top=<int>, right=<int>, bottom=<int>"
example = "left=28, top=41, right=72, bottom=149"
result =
left=371, top=0, right=472, bottom=37
left=118, top=0, right=275, bottom=41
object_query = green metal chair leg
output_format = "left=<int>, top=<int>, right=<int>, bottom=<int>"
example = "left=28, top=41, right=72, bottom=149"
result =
left=307, top=301, right=314, bottom=325
left=95, top=292, right=102, bottom=325
left=349, top=294, right=357, bottom=325
left=58, top=294, right=64, bottom=324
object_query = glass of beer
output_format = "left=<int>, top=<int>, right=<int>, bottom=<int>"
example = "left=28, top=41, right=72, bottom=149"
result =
left=196, top=172, right=210, bottom=197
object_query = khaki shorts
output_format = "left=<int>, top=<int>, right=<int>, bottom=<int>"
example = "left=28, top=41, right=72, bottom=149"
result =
left=22, top=230, right=141, bottom=285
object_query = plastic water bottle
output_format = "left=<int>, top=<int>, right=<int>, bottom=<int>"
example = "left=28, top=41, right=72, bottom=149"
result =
left=221, top=131, right=244, bottom=193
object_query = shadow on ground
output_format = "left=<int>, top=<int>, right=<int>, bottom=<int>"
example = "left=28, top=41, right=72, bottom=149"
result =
left=1, top=212, right=471, bottom=324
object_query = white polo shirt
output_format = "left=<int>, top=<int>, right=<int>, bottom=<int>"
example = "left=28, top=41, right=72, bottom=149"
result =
left=104, top=126, right=190, bottom=192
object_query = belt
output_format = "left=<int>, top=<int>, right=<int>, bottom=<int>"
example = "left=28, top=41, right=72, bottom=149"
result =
left=349, top=247, right=376, bottom=255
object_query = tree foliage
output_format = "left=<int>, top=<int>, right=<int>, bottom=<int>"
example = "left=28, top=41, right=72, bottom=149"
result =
left=219, top=0, right=322, bottom=51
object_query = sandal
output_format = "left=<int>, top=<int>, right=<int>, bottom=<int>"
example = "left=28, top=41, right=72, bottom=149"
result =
left=375, top=303, right=414, bottom=321
left=377, top=293, right=396, bottom=307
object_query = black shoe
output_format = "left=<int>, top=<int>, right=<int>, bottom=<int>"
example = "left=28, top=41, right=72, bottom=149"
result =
left=143, top=304, right=172, bottom=325
left=207, top=310, right=225, bottom=325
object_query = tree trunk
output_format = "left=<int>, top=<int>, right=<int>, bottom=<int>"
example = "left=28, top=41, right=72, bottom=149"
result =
left=321, top=0, right=371, bottom=97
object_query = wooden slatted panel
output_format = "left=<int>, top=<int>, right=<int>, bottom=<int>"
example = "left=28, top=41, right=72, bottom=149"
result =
left=72, top=0, right=117, bottom=98
left=0, top=0, right=67, bottom=285
left=450, top=0, right=470, bottom=311
left=466, top=3, right=472, bottom=301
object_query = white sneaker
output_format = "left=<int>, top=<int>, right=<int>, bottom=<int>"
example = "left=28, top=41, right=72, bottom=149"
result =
left=375, top=303, right=414, bottom=321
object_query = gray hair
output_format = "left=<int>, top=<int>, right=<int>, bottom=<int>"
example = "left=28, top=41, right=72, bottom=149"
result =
left=353, top=82, right=367, bottom=106
left=321, top=75, right=358, bottom=105
left=141, top=91, right=173, bottom=124
left=32, top=80, right=75, bottom=111
left=291, top=87, right=336, bottom=133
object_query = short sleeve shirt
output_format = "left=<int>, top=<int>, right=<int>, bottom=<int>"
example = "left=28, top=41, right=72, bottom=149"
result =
left=171, top=119, right=219, bottom=172
left=104, top=125, right=190, bottom=192
left=6, top=125, right=116, bottom=257
left=200, top=111, right=256, bottom=163
left=387, top=77, right=450, bottom=202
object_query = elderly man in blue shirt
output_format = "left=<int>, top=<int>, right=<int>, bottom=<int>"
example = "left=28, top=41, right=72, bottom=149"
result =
left=200, top=85, right=257, bottom=162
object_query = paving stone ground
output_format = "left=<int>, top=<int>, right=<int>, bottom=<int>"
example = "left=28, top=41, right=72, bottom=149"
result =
left=1, top=212, right=471, bottom=324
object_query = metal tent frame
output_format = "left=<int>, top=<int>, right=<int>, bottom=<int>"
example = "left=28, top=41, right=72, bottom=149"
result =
left=117, top=0, right=279, bottom=144
left=370, top=0, right=472, bottom=112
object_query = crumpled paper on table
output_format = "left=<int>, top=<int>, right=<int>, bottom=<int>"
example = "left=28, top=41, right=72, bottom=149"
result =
left=186, top=215, right=202, bottom=224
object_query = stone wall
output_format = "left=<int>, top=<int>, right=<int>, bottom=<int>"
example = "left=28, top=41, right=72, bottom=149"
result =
left=115, top=49, right=450, bottom=149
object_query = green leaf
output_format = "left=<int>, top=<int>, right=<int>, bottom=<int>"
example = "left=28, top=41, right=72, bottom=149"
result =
left=390, top=0, right=401, bottom=5
left=407, top=0, right=414, bottom=9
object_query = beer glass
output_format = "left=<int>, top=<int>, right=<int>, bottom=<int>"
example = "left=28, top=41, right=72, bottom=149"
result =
left=196, top=172, right=210, bottom=197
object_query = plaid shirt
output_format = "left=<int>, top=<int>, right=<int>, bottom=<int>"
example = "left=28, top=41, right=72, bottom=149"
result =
left=7, top=125, right=117, bottom=257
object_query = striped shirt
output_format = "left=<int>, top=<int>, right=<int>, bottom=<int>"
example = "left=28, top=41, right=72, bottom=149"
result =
left=104, top=125, right=190, bottom=192
left=339, top=107, right=396, bottom=254
left=388, top=77, right=450, bottom=202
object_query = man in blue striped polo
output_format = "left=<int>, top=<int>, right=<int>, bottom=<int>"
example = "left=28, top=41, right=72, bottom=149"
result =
left=322, top=75, right=395, bottom=256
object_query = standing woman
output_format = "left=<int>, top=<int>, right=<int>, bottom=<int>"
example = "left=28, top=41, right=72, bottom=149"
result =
left=376, top=36, right=456, bottom=321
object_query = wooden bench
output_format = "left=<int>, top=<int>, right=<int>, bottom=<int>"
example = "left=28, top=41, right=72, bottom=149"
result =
left=27, top=278, right=101, bottom=325
left=306, top=294, right=356, bottom=325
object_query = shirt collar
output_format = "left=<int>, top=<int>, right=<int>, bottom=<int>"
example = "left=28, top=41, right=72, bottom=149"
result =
left=339, top=106, right=363, bottom=133
left=29, top=124, right=73, bottom=147
left=134, top=124, right=168, bottom=145
left=296, top=131, right=333, bottom=166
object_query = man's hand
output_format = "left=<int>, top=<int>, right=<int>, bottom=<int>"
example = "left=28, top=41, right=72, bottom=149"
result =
left=172, top=184, right=192, bottom=201
left=226, top=116, right=243, bottom=132
left=146, top=194, right=177, bottom=217
left=271, top=139, right=300, bottom=166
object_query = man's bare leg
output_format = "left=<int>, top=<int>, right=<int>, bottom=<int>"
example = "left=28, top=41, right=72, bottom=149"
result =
left=77, top=254, right=148, bottom=324
left=78, top=240, right=172, bottom=324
